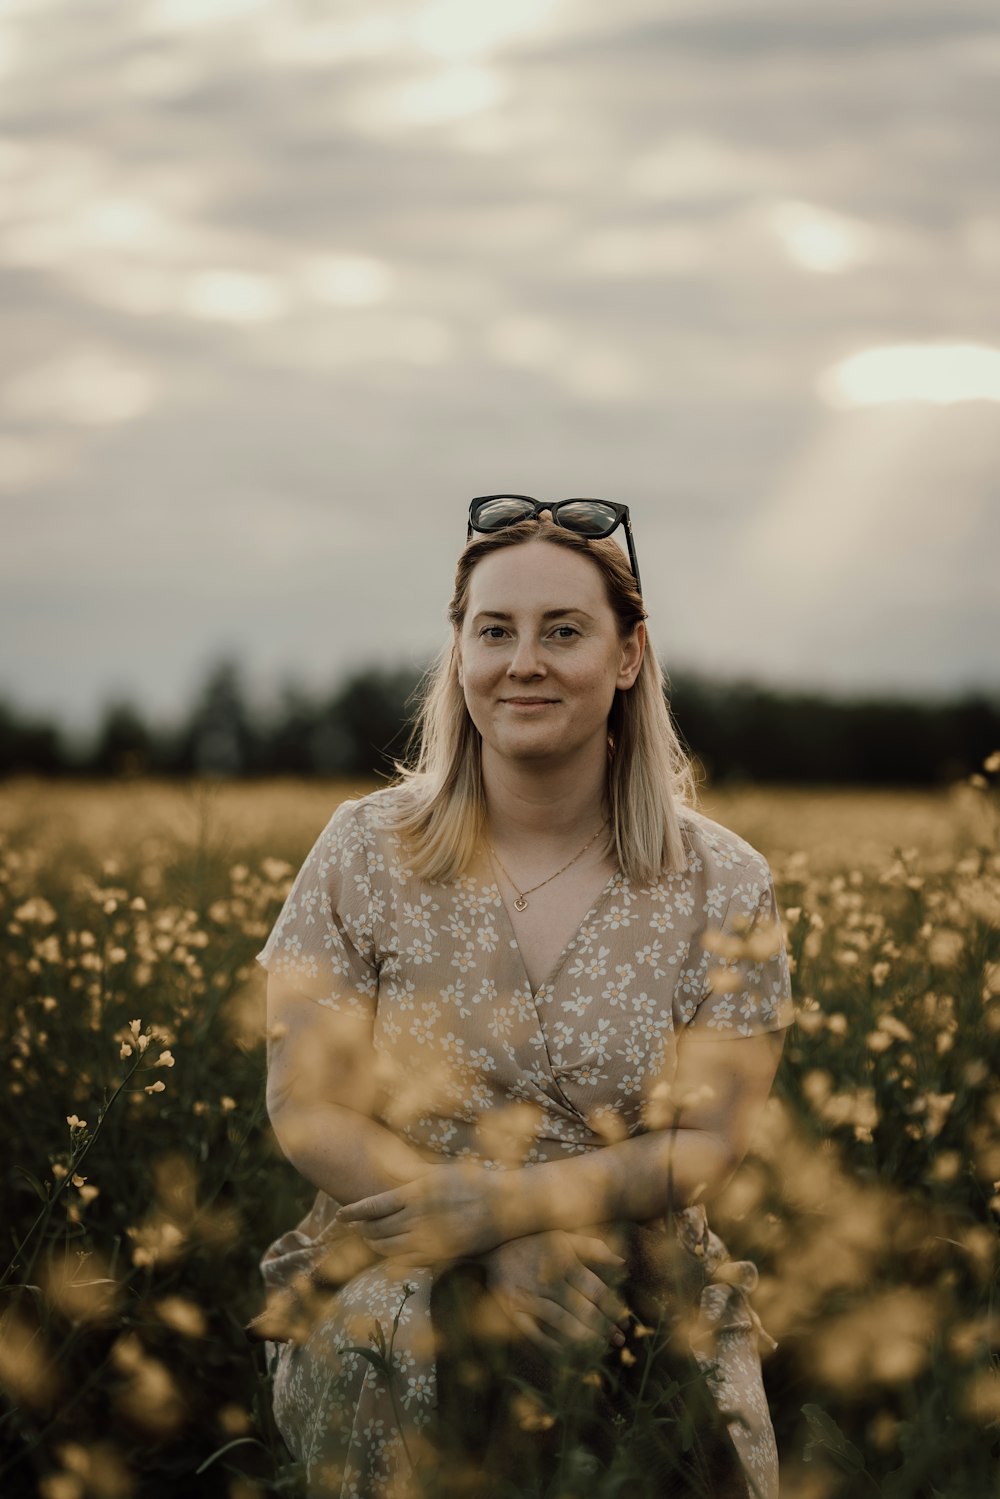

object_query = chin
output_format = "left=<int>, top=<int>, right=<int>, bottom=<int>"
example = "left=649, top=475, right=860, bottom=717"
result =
left=489, top=731, right=559, bottom=761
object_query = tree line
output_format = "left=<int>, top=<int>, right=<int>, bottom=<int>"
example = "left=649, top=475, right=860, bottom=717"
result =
left=1, top=658, right=997, bottom=786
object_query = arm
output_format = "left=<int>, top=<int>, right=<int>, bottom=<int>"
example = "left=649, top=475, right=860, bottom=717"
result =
left=269, top=974, right=629, bottom=1329
left=266, top=974, right=440, bottom=1205
left=338, top=1027, right=785, bottom=1258
left=493, top=1029, right=785, bottom=1238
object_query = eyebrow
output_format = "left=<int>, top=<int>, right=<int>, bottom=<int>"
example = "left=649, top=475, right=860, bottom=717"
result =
left=471, top=608, right=595, bottom=623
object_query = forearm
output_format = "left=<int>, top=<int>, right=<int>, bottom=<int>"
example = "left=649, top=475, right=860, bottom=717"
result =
left=270, top=1098, right=438, bottom=1206
left=493, top=1128, right=735, bottom=1241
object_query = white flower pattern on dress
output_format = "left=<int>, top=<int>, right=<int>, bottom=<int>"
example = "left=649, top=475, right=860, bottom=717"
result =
left=255, top=787, right=794, bottom=1499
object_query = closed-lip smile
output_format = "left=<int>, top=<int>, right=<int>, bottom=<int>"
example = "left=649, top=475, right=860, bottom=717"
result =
left=502, top=697, right=557, bottom=705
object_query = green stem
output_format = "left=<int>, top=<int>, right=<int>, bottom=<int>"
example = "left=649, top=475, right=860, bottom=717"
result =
left=0, top=1056, right=143, bottom=1293
left=385, top=1284, right=418, bottom=1478
left=631, top=1303, right=668, bottom=1418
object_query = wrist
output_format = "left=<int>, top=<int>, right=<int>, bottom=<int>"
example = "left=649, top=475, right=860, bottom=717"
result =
left=491, top=1163, right=555, bottom=1241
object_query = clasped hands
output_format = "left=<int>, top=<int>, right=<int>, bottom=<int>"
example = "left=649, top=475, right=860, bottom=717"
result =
left=334, top=1160, right=509, bottom=1263
left=334, top=1162, right=631, bottom=1356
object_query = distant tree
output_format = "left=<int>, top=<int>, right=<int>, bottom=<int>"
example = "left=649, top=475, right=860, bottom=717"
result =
left=169, top=660, right=264, bottom=776
left=669, top=675, right=1000, bottom=787
left=0, top=699, right=67, bottom=777
left=2, top=661, right=997, bottom=784
left=263, top=681, right=323, bottom=775
left=89, top=700, right=155, bottom=778
left=311, top=666, right=425, bottom=778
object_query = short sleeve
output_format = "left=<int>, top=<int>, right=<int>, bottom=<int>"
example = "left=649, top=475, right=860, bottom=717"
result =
left=685, top=867, right=795, bottom=1039
left=256, top=799, right=379, bottom=1021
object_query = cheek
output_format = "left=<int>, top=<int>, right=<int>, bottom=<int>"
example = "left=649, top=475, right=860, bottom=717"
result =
left=458, top=646, right=496, bottom=694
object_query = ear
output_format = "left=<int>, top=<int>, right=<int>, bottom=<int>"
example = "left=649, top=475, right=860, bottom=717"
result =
left=617, top=621, right=645, bottom=690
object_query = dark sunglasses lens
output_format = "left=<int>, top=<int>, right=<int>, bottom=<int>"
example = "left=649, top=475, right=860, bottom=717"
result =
left=556, top=500, right=619, bottom=537
left=472, top=496, right=536, bottom=530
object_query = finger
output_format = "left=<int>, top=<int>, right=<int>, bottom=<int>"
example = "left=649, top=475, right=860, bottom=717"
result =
left=362, top=1242, right=432, bottom=1266
left=565, top=1263, right=630, bottom=1330
left=356, top=1228, right=422, bottom=1254
left=372, top=1248, right=432, bottom=1268
left=564, top=1281, right=623, bottom=1340
left=350, top=1213, right=410, bottom=1240
left=533, top=1296, right=610, bottom=1350
left=565, top=1234, right=627, bottom=1272
left=509, top=1306, right=564, bottom=1359
left=359, top=1229, right=456, bottom=1264
left=335, top=1190, right=405, bottom=1223
left=554, top=1277, right=628, bottom=1344
left=503, top=1280, right=612, bottom=1356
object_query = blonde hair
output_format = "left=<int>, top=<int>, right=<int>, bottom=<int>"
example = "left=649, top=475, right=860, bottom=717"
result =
left=389, top=520, right=697, bottom=885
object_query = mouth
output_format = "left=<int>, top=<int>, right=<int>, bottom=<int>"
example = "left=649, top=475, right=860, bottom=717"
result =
left=501, top=697, right=558, bottom=706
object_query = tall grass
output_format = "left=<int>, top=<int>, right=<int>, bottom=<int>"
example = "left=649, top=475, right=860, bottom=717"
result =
left=0, top=774, right=997, bottom=1498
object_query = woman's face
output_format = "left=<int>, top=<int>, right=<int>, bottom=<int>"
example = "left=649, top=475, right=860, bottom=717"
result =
left=456, top=539, right=644, bottom=772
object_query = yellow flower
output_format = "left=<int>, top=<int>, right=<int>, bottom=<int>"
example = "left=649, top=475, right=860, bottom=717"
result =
left=220, top=1096, right=237, bottom=1112
left=120, top=1042, right=133, bottom=1059
left=155, top=1050, right=175, bottom=1068
left=66, top=1115, right=87, bottom=1131
left=878, top=1014, right=914, bottom=1043
left=14, top=897, right=57, bottom=925
left=129, top=1019, right=142, bottom=1037
left=145, top=1080, right=166, bottom=1095
left=155, top=1296, right=207, bottom=1338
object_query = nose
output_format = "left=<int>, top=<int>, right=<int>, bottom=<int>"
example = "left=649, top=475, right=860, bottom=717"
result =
left=507, top=634, right=546, bottom=678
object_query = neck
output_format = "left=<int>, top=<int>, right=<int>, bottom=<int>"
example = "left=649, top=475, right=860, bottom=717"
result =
left=481, top=740, right=608, bottom=848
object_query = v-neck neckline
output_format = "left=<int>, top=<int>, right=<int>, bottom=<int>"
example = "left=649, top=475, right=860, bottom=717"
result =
left=487, top=867, right=625, bottom=1002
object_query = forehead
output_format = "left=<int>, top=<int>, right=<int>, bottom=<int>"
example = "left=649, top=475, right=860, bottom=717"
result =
left=465, top=540, right=609, bottom=612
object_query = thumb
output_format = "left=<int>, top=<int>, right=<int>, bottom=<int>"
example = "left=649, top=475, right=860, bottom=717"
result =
left=565, top=1233, right=627, bottom=1268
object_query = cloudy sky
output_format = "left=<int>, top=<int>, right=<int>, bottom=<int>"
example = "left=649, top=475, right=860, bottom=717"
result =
left=3, top=0, right=999, bottom=735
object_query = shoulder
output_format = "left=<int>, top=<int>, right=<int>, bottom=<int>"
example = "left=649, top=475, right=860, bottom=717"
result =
left=675, top=805, right=772, bottom=886
left=321, top=785, right=412, bottom=856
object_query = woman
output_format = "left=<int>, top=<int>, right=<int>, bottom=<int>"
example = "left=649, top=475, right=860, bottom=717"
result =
left=250, top=497, right=794, bottom=1499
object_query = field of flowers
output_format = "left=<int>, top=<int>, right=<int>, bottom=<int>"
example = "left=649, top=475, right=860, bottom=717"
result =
left=0, top=774, right=998, bottom=1498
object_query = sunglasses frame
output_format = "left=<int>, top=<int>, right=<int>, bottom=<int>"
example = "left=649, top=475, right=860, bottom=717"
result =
left=467, top=495, right=642, bottom=596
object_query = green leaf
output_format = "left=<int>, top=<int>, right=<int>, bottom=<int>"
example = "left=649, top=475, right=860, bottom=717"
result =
left=194, top=1436, right=270, bottom=1474
left=14, top=1166, right=50, bottom=1204
left=801, top=1404, right=866, bottom=1473
left=341, top=1345, right=391, bottom=1380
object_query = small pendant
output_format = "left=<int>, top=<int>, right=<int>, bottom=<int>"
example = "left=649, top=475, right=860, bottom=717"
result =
left=513, top=896, right=528, bottom=912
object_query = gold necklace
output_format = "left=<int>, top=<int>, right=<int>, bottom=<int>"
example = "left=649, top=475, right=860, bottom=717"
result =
left=487, top=821, right=608, bottom=912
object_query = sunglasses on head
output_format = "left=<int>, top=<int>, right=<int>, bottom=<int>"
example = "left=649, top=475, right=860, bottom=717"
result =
left=467, top=495, right=642, bottom=596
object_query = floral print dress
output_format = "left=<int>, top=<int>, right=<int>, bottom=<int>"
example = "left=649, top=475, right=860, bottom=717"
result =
left=250, top=787, right=794, bottom=1498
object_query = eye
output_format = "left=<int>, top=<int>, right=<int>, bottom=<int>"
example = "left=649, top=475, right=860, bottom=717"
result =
left=550, top=624, right=580, bottom=640
left=479, top=625, right=509, bottom=640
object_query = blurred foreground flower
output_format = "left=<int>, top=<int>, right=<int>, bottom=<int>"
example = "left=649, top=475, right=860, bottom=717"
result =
left=111, top=1333, right=186, bottom=1435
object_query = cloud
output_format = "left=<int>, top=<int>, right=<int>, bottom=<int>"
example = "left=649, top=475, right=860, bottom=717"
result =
left=767, top=201, right=874, bottom=274
left=1, top=0, right=998, bottom=724
left=3, top=345, right=158, bottom=425
left=820, top=343, right=1000, bottom=407
left=723, top=403, right=1000, bottom=691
